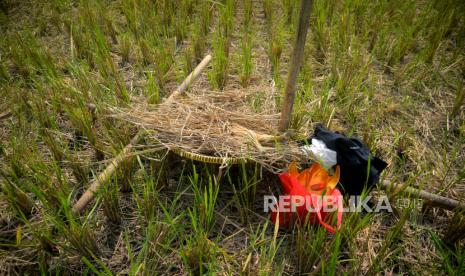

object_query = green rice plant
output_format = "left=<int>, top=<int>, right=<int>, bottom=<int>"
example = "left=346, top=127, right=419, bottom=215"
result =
left=312, top=0, right=331, bottom=60
left=220, top=0, right=235, bottom=38
left=122, top=0, right=139, bottom=39
left=58, top=200, right=100, bottom=258
left=142, top=219, right=173, bottom=272
left=199, top=1, right=212, bottom=36
left=323, top=231, right=343, bottom=275
left=125, top=230, right=145, bottom=274
left=126, top=215, right=180, bottom=275
left=67, top=152, right=91, bottom=185
left=292, top=221, right=327, bottom=273
left=101, top=179, right=121, bottom=224
left=210, top=28, right=229, bottom=90
left=444, top=210, right=465, bottom=244
left=431, top=231, right=465, bottom=274
left=248, top=221, right=285, bottom=274
left=138, top=38, right=154, bottom=65
left=192, top=21, right=207, bottom=62
left=369, top=2, right=419, bottom=67
left=25, top=159, right=69, bottom=213
left=227, top=162, right=259, bottom=224
left=330, top=40, right=371, bottom=98
left=189, top=166, right=219, bottom=234
left=118, top=33, right=132, bottom=65
left=249, top=91, right=267, bottom=113
left=145, top=71, right=160, bottom=105
left=0, top=173, right=34, bottom=218
left=132, top=157, right=165, bottom=222
left=366, top=209, right=409, bottom=274
left=174, top=18, right=188, bottom=45
left=0, top=57, right=10, bottom=82
left=82, top=255, right=113, bottom=275
left=160, top=0, right=176, bottom=31
left=8, top=42, right=34, bottom=78
left=66, top=61, right=98, bottom=100
left=240, top=34, right=253, bottom=87
left=182, top=48, right=195, bottom=78
left=63, top=99, right=97, bottom=148
left=181, top=234, right=219, bottom=275
left=346, top=217, right=376, bottom=273
left=62, top=221, right=101, bottom=258
left=3, top=133, right=33, bottom=178
left=137, top=0, right=158, bottom=38
left=290, top=83, right=313, bottom=131
left=282, top=0, right=297, bottom=25
left=81, top=3, right=129, bottom=102
left=243, top=0, right=253, bottom=29
left=8, top=32, right=58, bottom=80
left=42, top=129, right=66, bottom=163
left=69, top=22, right=92, bottom=63
left=422, top=1, right=456, bottom=63
left=100, top=4, right=118, bottom=45
left=116, top=155, right=136, bottom=193
left=174, top=0, right=194, bottom=44
left=26, top=164, right=99, bottom=258
left=269, top=20, right=284, bottom=81
left=153, top=44, right=175, bottom=89
left=182, top=0, right=196, bottom=16
left=32, top=220, right=59, bottom=256
left=263, top=0, right=273, bottom=23
left=451, top=80, right=464, bottom=119
left=100, top=117, right=134, bottom=151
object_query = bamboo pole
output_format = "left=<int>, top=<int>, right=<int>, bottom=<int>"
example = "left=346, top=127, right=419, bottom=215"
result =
left=380, top=181, right=465, bottom=211
left=0, top=110, right=12, bottom=120
left=167, top=54, right=212, bottom=101
left=72, top=54, right=212, bottom=214
left=278, top=0, right=313, bottom=132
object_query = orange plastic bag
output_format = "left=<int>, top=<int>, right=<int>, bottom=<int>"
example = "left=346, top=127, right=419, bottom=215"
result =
left=270, top=162, right=343, bottom=233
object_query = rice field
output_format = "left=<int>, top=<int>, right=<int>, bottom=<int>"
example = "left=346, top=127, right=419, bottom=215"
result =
left=0, top=0, right=464, bottom=274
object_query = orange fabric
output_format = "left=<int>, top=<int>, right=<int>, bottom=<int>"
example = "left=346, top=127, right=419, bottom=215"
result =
left=270, top=162, right=343, bottom=233
left=289, top=162, right=340, bottom=195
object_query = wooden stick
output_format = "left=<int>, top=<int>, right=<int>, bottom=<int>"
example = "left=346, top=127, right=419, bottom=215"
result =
left=72, top=134, right=141, bottom=213
left=167, top=54, right=212, bottom=101
left=0, top=110, right=12, bottom=120
left=380, top=181, right=465, bottom=211
left=72, top=54, right=212, bottom=214
left=278, top=0, right=313, bottom=132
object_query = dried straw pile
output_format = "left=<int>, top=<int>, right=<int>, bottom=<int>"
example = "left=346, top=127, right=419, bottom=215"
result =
left=112, top=88, right=310, bottom=172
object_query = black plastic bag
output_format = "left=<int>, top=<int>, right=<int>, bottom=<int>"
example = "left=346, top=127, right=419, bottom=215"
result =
left=308, top=124, right=388, bottom=196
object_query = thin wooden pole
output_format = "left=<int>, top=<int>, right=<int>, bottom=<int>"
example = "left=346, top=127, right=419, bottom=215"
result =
left=72, top=134, right=140, bottom=213
left=0, top=110, right=12, bottom=120
left=278, top=0, right=313, bottom=132
left=72, top=54, right=212, bottom=214
left=167, top=54, right=212, bottom=101
left=380, top=181, right=465, bottom=211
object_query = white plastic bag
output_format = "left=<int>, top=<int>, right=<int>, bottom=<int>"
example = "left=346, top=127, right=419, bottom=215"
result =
left=301, top=138, right=337, bottom=169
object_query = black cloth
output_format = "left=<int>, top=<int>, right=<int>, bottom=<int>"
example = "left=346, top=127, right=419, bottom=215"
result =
left=308, top=124, right=388, bottom=196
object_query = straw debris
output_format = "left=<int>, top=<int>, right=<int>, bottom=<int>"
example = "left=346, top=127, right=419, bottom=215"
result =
left=112, top=88, right=309, bottom=171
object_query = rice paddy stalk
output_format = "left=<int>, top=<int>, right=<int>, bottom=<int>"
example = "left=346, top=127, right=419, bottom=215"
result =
left=145, top=71, right=160, bottom=105
left=1, top=173, right=34, bottom=217
left=210, top=28, right=229, bottom=89
left=240, top=34, right=253, bottom=87
left=293, top=221, right=326, bottom=273
left=101, top=179, right=121, bottom=224
left=189, top=166, right=219, bottom=234
left=118, top=33, right=132, bottom=65
left=243, top=0, right=253, bottom=29
left=451, top=80, right=464, bottom=119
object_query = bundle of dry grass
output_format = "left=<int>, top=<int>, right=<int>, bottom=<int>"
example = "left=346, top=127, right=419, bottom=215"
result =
left=112, top=88, right=310, bottom=172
